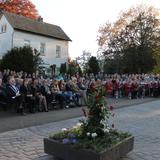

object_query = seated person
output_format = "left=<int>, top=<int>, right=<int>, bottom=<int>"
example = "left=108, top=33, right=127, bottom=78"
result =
left=30, top=78, right=48, bottom=112
left=20, top=79, right=35, bottom=113
left=0, top=78, right=7, bottom=108
left=58, top=80, right=66, bottom=92
left=6, top=76, right=26, bottom=115
left=64, top=80, right=76, bottom=103
left=66, top=77, right=80, bottom=106
left=40, top=79, right=52, bottom=105
left=50, top=79, right=65, bottom=109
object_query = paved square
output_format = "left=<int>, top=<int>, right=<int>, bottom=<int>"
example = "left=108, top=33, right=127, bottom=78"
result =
left=0, top=100, right=160, bottom=160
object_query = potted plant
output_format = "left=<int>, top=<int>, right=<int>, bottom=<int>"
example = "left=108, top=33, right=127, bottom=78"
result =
left=44, top=82, right=134, bottom=160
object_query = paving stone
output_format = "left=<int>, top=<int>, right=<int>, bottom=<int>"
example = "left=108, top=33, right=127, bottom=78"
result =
left=0, top=100, right=160, bottom=160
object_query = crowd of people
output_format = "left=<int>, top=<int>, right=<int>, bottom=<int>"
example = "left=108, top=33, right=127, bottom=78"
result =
left=0, top=69, right=160, bottom=115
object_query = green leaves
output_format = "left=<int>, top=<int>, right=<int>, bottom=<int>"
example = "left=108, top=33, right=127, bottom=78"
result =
left=84, top=84, right=112, bottom=136
left=49, top=83, right=132, bottom=153
left=98, top=5, right=160, bottom=74
left=88, top=56, right=100, bottom=75
left=0, top=46, right=43, bottom=73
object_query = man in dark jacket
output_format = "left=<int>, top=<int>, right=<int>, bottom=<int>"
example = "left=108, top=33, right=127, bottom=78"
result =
left=6, top=76, right=26, bottom=115
left=0, top=78, right=7, bottom=109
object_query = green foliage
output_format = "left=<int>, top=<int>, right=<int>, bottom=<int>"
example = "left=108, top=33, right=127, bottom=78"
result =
left=67, top=60, right=82, bottom=76
left=33, top=48, right=43, bottom=72
left=152, top=46, right=160, bottom=73
left=76, top=50, right=91, bottom=72
left=82, top=84, right=111, bottom=136
left=49, top=83, right=132, bottom=153
left=122, top=46, right=156, bottom=73
left=50, top=129, right=131, bottom=153
left=78, top=66, right=83, bottom=76
left=0, top=46, right=43, bottom=73
left=67, top=62, right=78, bottom=76
left=74, top=131, right=131, bottom=153
left=103, top=58, right=122, bottom=74
left=98, top=5, right=160, bottom=73
left=88, top=56, right=100, bottom=74
left=153, top=56, right=160, bottom=73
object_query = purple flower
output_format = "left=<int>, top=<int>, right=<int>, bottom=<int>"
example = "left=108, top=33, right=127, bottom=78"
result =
left=69, top=133, right=76, bottom=138
left=71, top=138, right=77, bottom=144
left=62, top=138, right=69, bottom=144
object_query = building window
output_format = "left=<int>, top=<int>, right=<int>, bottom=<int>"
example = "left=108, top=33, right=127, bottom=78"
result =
left=40, top=43, right=46, bottom=56
left=56, top=45, right=61, bottom=58
left=24, top=40, right=30, bottom=46
left=1, top=24, right=7, bottom=33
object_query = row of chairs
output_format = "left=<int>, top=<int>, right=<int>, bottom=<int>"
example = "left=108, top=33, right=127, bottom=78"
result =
left=0, top=92, right=84, bottom=114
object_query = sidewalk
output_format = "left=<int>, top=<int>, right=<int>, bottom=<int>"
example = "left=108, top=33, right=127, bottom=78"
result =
left=0, top=97, right=155, bottom=133
left=0, top=99, right=160, bottom=160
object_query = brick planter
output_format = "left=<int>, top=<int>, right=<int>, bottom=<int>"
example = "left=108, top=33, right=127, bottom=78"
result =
left=44, top=136, right=134, bottom=160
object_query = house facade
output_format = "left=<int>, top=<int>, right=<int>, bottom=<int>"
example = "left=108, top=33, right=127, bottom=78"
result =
left=0, top=11, right=71, bottom=73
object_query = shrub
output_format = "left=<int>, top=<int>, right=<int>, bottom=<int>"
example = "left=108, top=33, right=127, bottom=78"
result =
left=0, top=46, right=42, bottom=73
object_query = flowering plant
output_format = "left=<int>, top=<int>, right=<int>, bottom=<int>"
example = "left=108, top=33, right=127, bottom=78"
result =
left=49, top=83, right=131, bottom=153
left=80, top=83, right=114, bottom=137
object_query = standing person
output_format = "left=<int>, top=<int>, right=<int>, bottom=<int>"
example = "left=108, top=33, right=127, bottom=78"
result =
left=77, top=77, right=87, bottom=105
left=6, top=76, right=26, bottom=115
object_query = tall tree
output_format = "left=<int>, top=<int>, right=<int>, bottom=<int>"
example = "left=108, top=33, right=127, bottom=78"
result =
left=98, top=5, right=160, bottom=73
left=153, top=46, right=160, bottom=73
left=67, top=59, right=80, bottom=76
left=0, top=0, right=39, bottom=20
left=76, top=50, right=91, bottom=72
left=88, top=56, right=100, bottom=75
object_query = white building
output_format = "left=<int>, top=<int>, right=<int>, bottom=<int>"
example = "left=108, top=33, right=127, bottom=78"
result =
left=0, top=10, right=71, bottom=72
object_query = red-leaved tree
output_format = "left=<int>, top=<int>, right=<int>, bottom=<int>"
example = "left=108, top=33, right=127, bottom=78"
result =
left=0, top=0, right=40, bottom=20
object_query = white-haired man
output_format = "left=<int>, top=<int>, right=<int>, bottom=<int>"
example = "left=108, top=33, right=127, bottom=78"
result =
left=6, top=76, right=26, bottom=115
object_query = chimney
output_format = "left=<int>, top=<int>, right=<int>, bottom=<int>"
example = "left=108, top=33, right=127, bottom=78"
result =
left=38, top=16, right=43, bottom=22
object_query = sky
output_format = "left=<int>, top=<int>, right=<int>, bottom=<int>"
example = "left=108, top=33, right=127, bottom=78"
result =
left=31, top=0, right=160, bottom=58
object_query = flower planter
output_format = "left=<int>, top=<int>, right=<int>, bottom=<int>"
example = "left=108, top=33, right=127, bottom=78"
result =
left=44, top=136, right=134, bottom=160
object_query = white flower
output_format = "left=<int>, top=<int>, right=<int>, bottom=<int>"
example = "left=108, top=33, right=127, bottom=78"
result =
left=104, top=128, right=110, bottom=133
left=76, top=122, right=83, bottom=127
left=91, top=132, right=97, bottom=138
left=101, top=107, right=105, bottom=111
left=86, top=132, right=91, bottom=136
left=107, top=127, right=110, bottom=130
left=61, top=128, right=67, bottom=131
left=72, top=126, right=78, bottom=129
